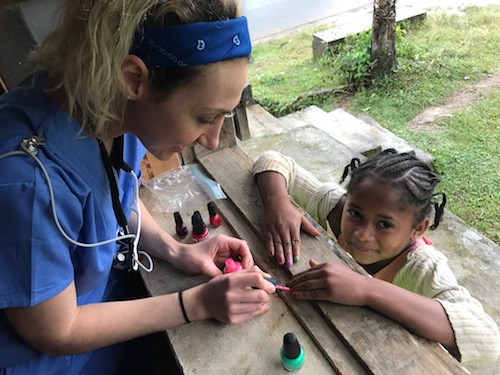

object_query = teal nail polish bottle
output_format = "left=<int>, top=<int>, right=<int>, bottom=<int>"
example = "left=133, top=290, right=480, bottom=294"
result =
left=280, top=332, right=304, bottom=372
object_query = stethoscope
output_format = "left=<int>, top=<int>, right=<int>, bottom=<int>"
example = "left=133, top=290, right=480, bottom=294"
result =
left=0, top=134, right=153, bottom=273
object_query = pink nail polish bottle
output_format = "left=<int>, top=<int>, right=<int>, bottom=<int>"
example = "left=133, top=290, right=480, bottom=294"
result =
left=223, top=258, right=242, bottom=274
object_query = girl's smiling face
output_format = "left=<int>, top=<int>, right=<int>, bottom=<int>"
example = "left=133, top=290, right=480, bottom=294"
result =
left=340, top=177, right=428, bottom=265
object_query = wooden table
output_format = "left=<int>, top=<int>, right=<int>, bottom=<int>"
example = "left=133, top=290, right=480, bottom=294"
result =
left=140, top=145, right=468, bottom=375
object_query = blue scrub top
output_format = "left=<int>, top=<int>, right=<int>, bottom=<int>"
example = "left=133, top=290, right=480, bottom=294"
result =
left=0, top=74, right=147, bottom=373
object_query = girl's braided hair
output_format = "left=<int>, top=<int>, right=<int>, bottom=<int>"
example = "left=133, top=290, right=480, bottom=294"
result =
left=340, top=149, right=446, bottom=230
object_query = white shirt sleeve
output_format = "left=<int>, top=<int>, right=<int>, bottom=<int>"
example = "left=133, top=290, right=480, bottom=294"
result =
left=394, top=245, right=500, bottom=364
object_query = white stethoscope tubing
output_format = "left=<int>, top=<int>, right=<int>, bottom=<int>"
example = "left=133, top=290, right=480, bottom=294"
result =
left=0, top=145, right=153, bottom=272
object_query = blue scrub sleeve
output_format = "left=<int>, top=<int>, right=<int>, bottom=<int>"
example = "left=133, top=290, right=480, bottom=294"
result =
left=0, top=157, right=80, bottom=308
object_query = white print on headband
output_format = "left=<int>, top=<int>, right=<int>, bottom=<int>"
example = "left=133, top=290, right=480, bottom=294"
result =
left=146, top=35, right=187, bottom=67
left=196, top=39, right=206, bottom=51
left=233, top=35, right=240, bottom=46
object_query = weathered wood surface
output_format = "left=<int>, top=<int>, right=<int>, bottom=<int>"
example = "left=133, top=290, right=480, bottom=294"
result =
left=140, top=144, right=467, bottom=375
left=196, top=146, right=468, bottom=375
left=140, top=188, right=338, bottom=375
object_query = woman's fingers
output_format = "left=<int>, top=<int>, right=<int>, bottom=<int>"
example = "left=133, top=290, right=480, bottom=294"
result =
left=225, top=303, right=271, bottom=325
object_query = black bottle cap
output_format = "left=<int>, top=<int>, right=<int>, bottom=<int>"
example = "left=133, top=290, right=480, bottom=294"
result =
left=191, top=211, right=207, bottom=235
left=207, top=201, right=218, bottom=217
left=265, top=278, right=277, bottom=286
left=282, top=332, right=301, bottom=359
left=174, top=212, right=184, bottom=227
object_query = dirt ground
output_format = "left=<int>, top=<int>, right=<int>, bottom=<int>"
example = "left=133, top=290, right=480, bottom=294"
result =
left=408, top=72, right=500, bottom=130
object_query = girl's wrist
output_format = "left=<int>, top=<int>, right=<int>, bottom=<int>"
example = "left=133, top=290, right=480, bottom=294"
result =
left=264, top=195, right=292, bottom=212
left=361, top=276, right=379, bottom=307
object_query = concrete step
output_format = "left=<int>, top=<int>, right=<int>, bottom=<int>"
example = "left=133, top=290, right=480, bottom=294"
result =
left=289, top=105, right=382, bottom=156
left=297, top=105, right=435, bottom=164
left=246, top=103, right=283, bottom=138
left=247, top=103, right=303, bottom=138
left=239, top=124, right=365, bottom=183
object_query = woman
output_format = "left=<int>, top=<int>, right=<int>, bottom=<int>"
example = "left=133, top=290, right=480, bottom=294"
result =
left=0, top=1, right=275, bottom=373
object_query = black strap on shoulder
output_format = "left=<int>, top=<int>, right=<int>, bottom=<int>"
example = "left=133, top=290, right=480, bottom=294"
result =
left=97, top=135, right=138, bottom=272
left=109, top=135, right=133, bottom=173
left=97, top=137, right=129, bottom=229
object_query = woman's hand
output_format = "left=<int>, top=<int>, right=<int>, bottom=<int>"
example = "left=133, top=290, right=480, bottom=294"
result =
left=262, top=198, right=321, bottom=267
left=167, top=234, right=254, bottom=277
left=287, top=259, right=370, bottom=306
left=184, top=266, right=276, bottom=324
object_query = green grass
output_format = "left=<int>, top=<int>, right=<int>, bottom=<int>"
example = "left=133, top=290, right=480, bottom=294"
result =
left=248, top=6, right=500, bottom=243
left=419, top=93, right=500, bottom=241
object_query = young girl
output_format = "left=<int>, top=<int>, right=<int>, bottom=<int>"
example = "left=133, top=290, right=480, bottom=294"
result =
left=253, top=149, right=499, bottom=364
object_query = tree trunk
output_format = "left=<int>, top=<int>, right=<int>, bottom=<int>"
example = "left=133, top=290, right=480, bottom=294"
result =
left=371, top=0, right=396, bottom=79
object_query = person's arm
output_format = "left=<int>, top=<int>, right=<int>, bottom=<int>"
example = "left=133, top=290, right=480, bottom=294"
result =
left=288, top=259, right=457, bottom=350
left=254, top=152, right=321, bottom=266
left=253, top=151, right=345, bottom=265
left=5, top=267, right=275, bottom=356
left=395, top=248, right=500, bottom=363
left=364, top=274, right=456, bottom=348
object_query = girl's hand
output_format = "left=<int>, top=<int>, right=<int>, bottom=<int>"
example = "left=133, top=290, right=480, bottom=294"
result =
left=287, top=259, right=370, bottom=306
left=263, top=199, right=321, bottom=267
left=168, top=234, right=254, bottom=277
left=185, top=266, right=276, bottom=324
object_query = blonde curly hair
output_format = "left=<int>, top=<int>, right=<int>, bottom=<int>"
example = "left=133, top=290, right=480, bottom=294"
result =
left=33, top=0, right=242, bottom=139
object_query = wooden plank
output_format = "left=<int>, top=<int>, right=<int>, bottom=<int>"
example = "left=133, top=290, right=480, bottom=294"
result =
left=233, top=101, right=251, bottom=141
left=197, top=146, right=468, bottom=375
left=139, top=188, right=337, bottom=375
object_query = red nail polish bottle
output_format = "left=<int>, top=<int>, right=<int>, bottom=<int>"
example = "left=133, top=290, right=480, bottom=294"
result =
left=191, top=211, right=208, bottom=242
left=207, top=201, right=221, bottom=228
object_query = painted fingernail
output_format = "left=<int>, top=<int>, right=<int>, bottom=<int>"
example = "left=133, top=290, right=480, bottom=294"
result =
left=292, top=291, right=297, bottom=298
left=278, top=257, right=284, bottom=265
left=285, top=259, right=292, bottom=266
left=269, top=250, right=275, bottom=257
left=293, top=255, right=299, bottom=263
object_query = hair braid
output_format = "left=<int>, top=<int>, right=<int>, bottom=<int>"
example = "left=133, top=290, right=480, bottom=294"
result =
left=341, top=149, right=446, bottom=230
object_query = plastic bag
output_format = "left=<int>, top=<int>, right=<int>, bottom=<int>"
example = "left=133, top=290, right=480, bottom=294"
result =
left=141, top=164, right=226, bottom=212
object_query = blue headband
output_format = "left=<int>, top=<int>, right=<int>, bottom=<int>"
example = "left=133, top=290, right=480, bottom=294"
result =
left=131, top=16, right=252, bottom=68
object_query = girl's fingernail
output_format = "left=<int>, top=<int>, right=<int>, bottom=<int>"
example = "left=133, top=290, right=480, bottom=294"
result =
left=269, top=251, right=274, bottom=257
left=278, top=257, right=284, bottom=265
left=285, top=259, right=292, bottom=266
left=293, top=255, right=299, bottom=263
left=292, top=291, right=297, bottom=298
